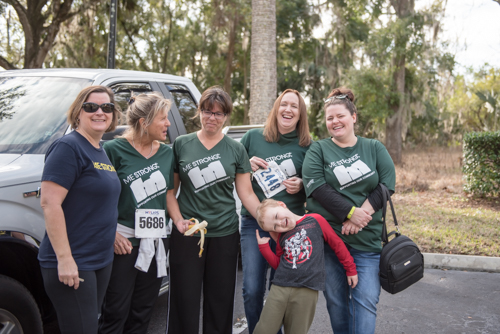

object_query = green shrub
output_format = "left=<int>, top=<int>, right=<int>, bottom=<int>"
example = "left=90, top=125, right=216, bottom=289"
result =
left=463, top=131, right=500, bottom=197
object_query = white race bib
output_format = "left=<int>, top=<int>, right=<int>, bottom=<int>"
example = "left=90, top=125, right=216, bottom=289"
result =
left=253, top=161, right=287, bottom=198
left=134, top=209, right=170, bottom=238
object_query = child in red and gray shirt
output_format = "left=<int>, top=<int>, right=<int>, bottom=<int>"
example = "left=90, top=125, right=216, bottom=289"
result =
left=254, top=199, right=358, bottom=334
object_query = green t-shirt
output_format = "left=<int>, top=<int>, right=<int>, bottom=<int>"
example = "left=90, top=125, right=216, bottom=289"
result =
left=173, top=132, right=252, bottom=237
left=104, top=138, right=174, bottom=246
left=303, top=136, right=396, bottom=253
left=240, top=128, right=311, bottom=216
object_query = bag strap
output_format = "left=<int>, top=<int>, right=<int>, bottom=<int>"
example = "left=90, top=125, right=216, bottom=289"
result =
left=380, top=183, right=400, bottom=245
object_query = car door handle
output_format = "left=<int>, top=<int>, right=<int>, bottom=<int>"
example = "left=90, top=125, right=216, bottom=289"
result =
left=23, top=187, right=41, bottom=198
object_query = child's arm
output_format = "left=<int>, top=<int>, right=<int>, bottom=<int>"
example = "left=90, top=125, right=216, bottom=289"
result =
left=313, top=214, right=357, bottom=277
left=347, top=275, right=358, bottom=288
left=256, top=230, right=282, bottom=270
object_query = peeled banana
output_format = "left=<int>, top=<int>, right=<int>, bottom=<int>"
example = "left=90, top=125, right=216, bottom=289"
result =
left=184, top=218, right=208, bottom=257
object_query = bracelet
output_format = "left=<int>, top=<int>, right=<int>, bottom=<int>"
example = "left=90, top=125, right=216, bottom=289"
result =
left=346, top=206, right=356, bottom=220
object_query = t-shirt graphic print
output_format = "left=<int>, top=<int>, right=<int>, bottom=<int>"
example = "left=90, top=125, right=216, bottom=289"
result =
left=276, top=158, right=297, bottom=178
left=283, top=228, right=312, bottom=269
left=186, top=159, right=228, bottom=190
left=129, top=167, right=167, bottom=205
left=328, top=154, right=375, bottom=189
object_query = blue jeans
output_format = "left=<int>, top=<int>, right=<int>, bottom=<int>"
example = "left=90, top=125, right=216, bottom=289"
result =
left=324, top=245, right=381, bottom=334
left=240, top=215, right=281, bottom=334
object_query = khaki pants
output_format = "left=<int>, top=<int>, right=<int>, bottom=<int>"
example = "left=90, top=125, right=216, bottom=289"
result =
left=254, top=285, right=318, bottom=334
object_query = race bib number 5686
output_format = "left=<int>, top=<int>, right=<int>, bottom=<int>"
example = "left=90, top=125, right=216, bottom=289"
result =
left=135, top=209, right=169, bottom=238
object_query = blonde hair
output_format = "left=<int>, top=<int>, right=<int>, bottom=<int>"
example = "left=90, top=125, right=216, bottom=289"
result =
left=263, top=89, right=311, bottom=147
left=67, top=86, right=121, bottom=132
left=256, top=199, right=282, bottom=230
left=122, top=92, right=171, bottom=139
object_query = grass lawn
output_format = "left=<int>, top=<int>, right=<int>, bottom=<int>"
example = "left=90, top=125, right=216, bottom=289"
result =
left=390, top=147, right=500, bottom=257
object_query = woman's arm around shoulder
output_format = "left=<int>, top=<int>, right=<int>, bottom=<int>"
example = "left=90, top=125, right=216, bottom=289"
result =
left=235, top=172, right=261, bottom=218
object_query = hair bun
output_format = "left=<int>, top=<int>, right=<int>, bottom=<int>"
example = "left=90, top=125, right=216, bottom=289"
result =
left=327, top=88, right=355, bottom=102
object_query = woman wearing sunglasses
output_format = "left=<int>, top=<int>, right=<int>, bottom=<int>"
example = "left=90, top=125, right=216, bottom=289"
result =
left=38, top=86, right=121, bottom=333
left=98, top=92, right=189, bottom=333
left=302, top=87, right=396, bottom=334
left=166, top=86, right=261, bottom=334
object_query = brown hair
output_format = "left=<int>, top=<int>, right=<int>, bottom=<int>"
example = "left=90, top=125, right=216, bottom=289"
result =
left=194, top=86, right=233, bottom=118
left=263, top=89, right=311, bottom=147
left=255, top=199, right=282, bottom=230
left=324, top=87, right=357, bottom=116
left=122, top=92, right=171, bottom=139
left=67, top=86, right=121, bottom=132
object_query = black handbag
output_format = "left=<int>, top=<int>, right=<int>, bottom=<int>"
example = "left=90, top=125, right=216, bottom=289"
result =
left=379, top=184, right=424, bottom=294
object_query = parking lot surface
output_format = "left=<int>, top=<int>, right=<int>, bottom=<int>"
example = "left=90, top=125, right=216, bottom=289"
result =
left=146, top=268, right=500, bottom=334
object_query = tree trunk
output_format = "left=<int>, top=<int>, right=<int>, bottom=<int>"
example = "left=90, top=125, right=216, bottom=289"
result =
left=0, top=0, right=87, bottom=69
left=243, top=46, right=250, bottom=124
left=224, top=11, right=239, bottom=95
left=386, top=0, right=414, bottom=164
left=386, top=53, right=405, bottom=164
left=249, top=0, right=277, bottom=125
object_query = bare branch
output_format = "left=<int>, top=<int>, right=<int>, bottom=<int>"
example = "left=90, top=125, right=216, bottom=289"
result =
left=33, top=0, right=74, bottom=67
left=119, top=18, right=151, bottom=72
left=3, top=0, right=32, bottom=44
left=0, top=55, right=17, bottom=70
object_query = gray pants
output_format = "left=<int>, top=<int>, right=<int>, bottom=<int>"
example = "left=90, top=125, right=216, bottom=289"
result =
left=254, top=285, right=318, bottom=334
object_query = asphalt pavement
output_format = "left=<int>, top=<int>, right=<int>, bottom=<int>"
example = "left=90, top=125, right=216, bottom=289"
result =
left=146, top=265, right=500, bottom=334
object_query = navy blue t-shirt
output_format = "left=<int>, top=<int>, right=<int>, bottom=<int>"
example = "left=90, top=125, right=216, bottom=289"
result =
left=38, top=131, right=121, bottom=271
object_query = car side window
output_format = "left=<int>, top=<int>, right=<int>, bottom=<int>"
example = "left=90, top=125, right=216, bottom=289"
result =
left=109, top=83, right=154, bottom=123
left=106, top=82, right=171, bottom=144
left=165, top=84, right=200, bottom=134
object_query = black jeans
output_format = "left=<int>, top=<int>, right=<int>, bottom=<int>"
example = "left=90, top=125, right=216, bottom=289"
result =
left=167, top=228, right=239, bottom=334
left=41, top=263, right=113, bottom=334
left=98, top=239, right=168, bottom=334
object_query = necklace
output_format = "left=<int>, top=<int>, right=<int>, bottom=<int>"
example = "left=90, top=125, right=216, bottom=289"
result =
left=132, top=138, right=154, bottom=159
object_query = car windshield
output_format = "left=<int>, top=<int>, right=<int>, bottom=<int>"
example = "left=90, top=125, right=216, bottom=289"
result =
left=0, top=76, right=91, bottom=154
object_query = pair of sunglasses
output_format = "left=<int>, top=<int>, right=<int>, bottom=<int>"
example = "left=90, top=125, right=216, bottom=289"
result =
left=324, top=94, right=349, bottom=103
left=82, top=102, right=115, bottom=113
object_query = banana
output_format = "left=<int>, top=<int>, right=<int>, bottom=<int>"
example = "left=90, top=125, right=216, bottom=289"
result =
left=184, top=218, right=208, bottom=257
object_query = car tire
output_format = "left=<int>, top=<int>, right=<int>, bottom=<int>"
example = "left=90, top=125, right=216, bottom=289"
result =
left=0, top=275, right=43, bottom=334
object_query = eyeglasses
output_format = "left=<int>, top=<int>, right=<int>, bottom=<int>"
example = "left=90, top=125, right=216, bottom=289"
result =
left=324, top=94, right=349, bottom=103
left=82, top=102, right=115, bottom=113
left=201, top=109, right=227, bottom=120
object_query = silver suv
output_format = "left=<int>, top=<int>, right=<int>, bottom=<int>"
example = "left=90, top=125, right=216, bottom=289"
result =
left=0, top=68, right=203, bottom=333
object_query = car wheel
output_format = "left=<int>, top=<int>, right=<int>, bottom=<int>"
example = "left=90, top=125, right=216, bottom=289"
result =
left=0, top=275, right=43, bottom=334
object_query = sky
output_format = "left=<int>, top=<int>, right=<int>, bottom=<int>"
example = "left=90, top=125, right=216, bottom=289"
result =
left=311, top=0, right=500, bottom=75
left=416, top=0, right=500, bottom=73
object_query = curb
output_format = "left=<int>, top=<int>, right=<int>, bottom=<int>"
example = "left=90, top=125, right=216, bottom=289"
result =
left=424, top=253, right=500, bottom=273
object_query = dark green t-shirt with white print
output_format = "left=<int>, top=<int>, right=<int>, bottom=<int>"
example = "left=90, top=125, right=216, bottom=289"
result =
left=173, top=132, right=252, bottom=237
left=302, top=136, right=396, bottom=253
left=240, top=128, right=311, bottom=216
left=104, top=138, right=174, bottom=246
